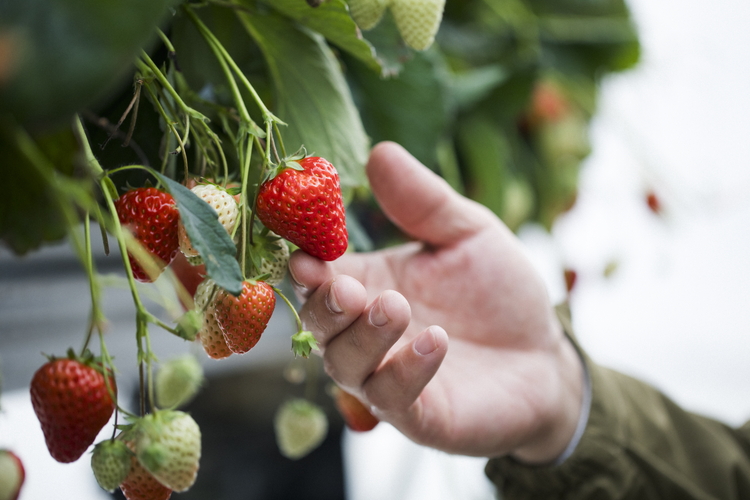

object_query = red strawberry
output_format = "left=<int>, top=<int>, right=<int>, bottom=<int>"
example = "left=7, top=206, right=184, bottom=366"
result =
left=256, top=156, right=348, bottom=261
left=646, top=190, right=662, bottom=215
left=30, top=354, right=117, bottom=463
left=0, top=450, right=24, bottom=500
left=332, top=386, right=379, bottom=432
left=563, top=268, right=577, bottom=294
left=114, top=187, right=180, bottom=282
left=169, top=251, right=206, bottom=310
left=213, top=280, right=276, bottom=354
left=119, top=442, right=172, bottom=500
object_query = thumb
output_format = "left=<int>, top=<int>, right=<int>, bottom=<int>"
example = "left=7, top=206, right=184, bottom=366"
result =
left=366, top=142, right=495, bottom=247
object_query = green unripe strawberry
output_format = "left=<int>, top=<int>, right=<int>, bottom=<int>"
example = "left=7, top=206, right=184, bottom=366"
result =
left=347, top=0, right=390, bottom=30
left=91, top=440, right=131, bottom=493
left=156, top=356, right=204, bottom=409
left=245, top=229, right=290, bottom=287
left=390, top=0, right=445, bottom=51
left=274, top=399, right=328, bottom=460
left=0, top=450, right=24, bottom=500
left=135, top=411, right=201, bottom=492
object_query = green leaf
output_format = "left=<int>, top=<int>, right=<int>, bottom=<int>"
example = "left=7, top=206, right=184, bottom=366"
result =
left=254, top=0, right=382, bottom=74
left=0, top=118, right=92, bottom=254
left=237, top=7, right=368, bottom=189
left=0, top=0, right=178, bottom=126
left=347, top=49, right=451, bottom=169
left=153, top=174, right=243, bottom=296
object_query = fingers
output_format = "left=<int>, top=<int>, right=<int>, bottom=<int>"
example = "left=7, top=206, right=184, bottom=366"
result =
left=367, top=142, right=496, bottom=247
left=295, top=268, right=448, bottom=417
left=298, top=275, right=368, bottom=345
left=323, top=290, right=411, bottom=390
left=364, top=326, right=448, bottom=413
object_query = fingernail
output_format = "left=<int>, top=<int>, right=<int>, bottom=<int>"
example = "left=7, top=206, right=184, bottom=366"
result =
left=326, top=281, right=343, bottom=313
left=289, top=265, right=305, bottom=290
left=369, top=298, right=389, bottom=327
left=414, top=327, right=439, bottom=356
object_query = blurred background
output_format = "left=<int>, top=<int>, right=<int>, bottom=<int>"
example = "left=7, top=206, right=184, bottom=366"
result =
left=1, top=0, right=750, bottom=498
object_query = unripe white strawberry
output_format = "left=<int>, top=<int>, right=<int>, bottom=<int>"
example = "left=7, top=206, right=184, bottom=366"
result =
left=194, top=279, right=233, bottom=360
left=91, top=440, right=131, bottom=493
left=178, top=184, right=239, bottom=260
left=274, top=399, right=328, bottom=460
left=348, top=0, right=390, bottom=30
left=135, top=411, right=201, bottom=492
left=156, top=355, right=204, bottom=409
left=258, top=237, right=290, bottom=287
left=390, top=0, right=445, bottom=51
left=0, top=450, right=24, bottom=500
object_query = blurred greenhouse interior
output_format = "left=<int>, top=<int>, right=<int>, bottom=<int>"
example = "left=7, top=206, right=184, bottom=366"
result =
left=2, top=0, right=750, bottom=498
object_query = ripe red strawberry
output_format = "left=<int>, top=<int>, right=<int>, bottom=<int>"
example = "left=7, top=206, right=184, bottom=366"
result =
left=30, top=354, right=117, bottom=463
left=563, top=268, right=577, bottom=294
left=169, top=251, right=206, bottom=311
left=0, top=450, right=24, bottom=500
left=332, top=386, right=379, bottom=432
left=214, top=280, right=276, bottom=354
left=646, top=190, right=662, bottom=215
left=119, top=442, right=172, bottom=500
left=256, top=156, right=348, bottom=261
left=115, top=187, right=180, bottom=282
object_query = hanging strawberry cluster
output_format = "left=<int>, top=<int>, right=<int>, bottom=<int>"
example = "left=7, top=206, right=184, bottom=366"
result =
left=22, top=4, right=379, bottom=497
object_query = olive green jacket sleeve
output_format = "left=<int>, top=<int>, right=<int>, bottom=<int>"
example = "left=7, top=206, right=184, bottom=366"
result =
left=485, top=306, right=750, bottom=499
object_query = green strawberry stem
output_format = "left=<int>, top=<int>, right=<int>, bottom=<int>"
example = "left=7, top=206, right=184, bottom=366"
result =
left=274, top=287, right=319, bottom=357
left=183, top=8, right=254, bottom=127
left=80, top=215, right=105, bottom=355
left=101, top=176, right=158, bottom=415
left=239, top=135, right=253, bottom=278
left=136, top=53, right=229, bottom=182
left=141, top=81, right=190, bottom=180
left=273, top=122, right=288, bottom=158
left=137, top=52, right=205, bottom=124
left=156, top=28, right=176, bottom=57
left=184, top=5, right=284, bottom=126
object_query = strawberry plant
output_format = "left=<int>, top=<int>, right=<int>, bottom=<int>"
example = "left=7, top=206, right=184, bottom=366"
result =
left=0, top=0, right=639, bottom=494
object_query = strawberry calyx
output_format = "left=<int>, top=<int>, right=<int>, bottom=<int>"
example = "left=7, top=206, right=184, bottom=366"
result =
left=262, top=148, right=308, bottom=183
left=291, top=330, right=319, bottom=358
left=43, top=348, right=111, bottom=378
left=174, top=310, right=202, bottom=341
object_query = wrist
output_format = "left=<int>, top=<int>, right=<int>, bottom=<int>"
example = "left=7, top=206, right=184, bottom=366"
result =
left=511, top=325, right=586, bottom=464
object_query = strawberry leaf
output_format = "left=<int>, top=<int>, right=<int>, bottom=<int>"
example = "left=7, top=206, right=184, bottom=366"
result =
left=154, top=174, right=243, bottom=296
left=254, top=0, right=382, bottom=74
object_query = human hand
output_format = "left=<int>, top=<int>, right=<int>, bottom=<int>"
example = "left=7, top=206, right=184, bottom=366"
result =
left=289, top=142, right=583, bottom=463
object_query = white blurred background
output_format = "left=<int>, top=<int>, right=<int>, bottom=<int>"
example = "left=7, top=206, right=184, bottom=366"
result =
left=2, top=0, right=750, bottom=497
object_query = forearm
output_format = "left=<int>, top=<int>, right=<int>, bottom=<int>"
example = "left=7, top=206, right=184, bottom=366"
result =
left=487, top=307, right=750, bottom=499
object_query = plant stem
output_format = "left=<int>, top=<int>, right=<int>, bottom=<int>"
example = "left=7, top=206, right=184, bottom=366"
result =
left=274, top=287, right=304, bottom=333
left=183, top=5, right=282, bottom=125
